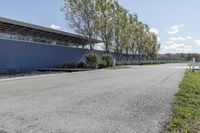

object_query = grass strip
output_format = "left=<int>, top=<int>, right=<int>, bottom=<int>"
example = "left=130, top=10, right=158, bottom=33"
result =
left=166, top=70, right=200, bottom=132
left=107, top=66, right=130, bottom=70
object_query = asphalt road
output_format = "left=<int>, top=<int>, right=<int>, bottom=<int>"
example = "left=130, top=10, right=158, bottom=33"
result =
left=0, top=64, right=186, bottom=133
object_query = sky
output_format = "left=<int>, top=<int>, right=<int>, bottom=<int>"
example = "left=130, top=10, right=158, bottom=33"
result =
left=0, top=0, right=200, bottom=53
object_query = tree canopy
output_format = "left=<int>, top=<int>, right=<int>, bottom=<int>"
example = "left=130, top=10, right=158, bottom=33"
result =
left=61, top=0, right=160, bottom=59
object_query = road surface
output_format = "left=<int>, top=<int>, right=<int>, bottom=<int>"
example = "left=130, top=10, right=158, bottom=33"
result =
left=0, top=64, right=186, bottom=133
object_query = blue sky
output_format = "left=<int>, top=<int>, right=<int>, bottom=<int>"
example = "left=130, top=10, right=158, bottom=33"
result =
left=0, top=0, right=200, bottom=53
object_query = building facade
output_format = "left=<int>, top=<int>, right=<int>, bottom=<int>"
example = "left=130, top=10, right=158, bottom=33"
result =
left=0, top=17, right=140, bottom=70
left=0, top=17, right=99, bottom=47
left=0, top=17, right=99, bottom=69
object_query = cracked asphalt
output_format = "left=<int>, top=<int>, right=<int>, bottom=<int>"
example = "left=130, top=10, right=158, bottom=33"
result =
left=0, top=64, right=186, bottom=133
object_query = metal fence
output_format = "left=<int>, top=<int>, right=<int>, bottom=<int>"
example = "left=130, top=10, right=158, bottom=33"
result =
left=115, top=60, right=180, bottom=66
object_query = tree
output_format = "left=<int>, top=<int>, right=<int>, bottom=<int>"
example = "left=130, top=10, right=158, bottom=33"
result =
left=120, top=10, right=132, bottom=61
left=151, top=33, right=160, bottom=59
left=61, top=0, right=97, bottom=51
left=135, top=21, right=145, bottom=60
left=61, top=0, right=161, bottom=60
left=128, top=13, right=138, bottom=58
left=112, top=0, right=127, bottom=61
left=95, top=0, right=114, bottom=52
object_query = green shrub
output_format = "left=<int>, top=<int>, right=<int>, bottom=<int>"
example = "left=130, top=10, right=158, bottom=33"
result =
left=98, top=60, right=106, bottom=69
left=85, top=53, right=99, bottom=69
left=101, top=54, right=113, bottom=67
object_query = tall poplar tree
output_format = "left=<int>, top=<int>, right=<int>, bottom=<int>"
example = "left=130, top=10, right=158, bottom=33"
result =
left=61, top=0, right=97, bottom=51
left=95, top=0, right=114, bottom=52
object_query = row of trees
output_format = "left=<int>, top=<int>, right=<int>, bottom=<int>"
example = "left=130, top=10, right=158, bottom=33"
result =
left=158, top=53, right=200, bottom=62
left=61, top=0, right=160, bottom=59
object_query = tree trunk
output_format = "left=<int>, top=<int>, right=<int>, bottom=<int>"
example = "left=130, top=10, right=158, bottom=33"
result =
left=126, top=48, right=129, bottom=62
left=105, top=39, right=109, bottom=53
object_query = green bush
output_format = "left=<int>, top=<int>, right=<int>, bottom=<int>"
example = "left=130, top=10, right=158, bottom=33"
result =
left=101, top=54, right=113, bottom=67
left=85, top=53, right=99, bottom=69
left=98, top=60, right=106, bottom=69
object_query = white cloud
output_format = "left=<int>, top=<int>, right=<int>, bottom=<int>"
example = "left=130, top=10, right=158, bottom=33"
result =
left=165, top=41, right=175, bottom=44
left=161, top=43, right=193, bottom=53
left=49, top=24, right=61, bottom=30
left=150, top=28, right=159, bottom=35
left=167, top=24, right=184, bottom=34
left=164, top=36, right=192, bottom=45
left=150, top=28, right=160, bottom=42
left=157, top=37, right=160, bottom=42
left=194, top=40, right=200, bottom=46
left=161, top=34, right=194, bottom=53
left=170, top=36, right=192, bottom=42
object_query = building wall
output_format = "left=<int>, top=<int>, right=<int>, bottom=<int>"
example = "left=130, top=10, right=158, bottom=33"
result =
left=0, top=39, right=142, bottom=70
left=0, top=39, right=88, bottom=69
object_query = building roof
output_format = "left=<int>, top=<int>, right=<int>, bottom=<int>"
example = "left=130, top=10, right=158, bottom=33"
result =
left=0, top=17, right=101, bottom=45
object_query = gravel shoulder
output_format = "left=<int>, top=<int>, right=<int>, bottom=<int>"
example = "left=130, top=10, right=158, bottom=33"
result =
left=0, top=70, right=63, bottom=79
left=0, top=64, right=186, bottom=133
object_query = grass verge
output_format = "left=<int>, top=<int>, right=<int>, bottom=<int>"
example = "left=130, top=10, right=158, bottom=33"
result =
left=166, top=70, right=200, bottom=132
left=107, top=66, right=130, bottom=70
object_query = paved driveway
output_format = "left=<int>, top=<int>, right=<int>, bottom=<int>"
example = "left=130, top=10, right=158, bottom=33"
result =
left=0, top=64, right=186, bottom=133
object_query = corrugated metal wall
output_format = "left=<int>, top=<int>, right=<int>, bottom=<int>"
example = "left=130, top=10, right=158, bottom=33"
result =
left=0, top=39, right=88, bottom=69
left=0, top=39, right=142, bottom=70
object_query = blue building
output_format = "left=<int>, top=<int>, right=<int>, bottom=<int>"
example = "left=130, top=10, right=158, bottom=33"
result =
left=0, top=17, right=100, bottom=69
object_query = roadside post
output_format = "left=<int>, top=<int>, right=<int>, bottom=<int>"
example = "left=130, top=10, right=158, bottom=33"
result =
left=199, top=63, right=200, bottom=72
left=192, top=57, right=195, bottom=71
left=189, top=63, right=191, bottom=71
left=113, top=58, right=116, bottom=67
